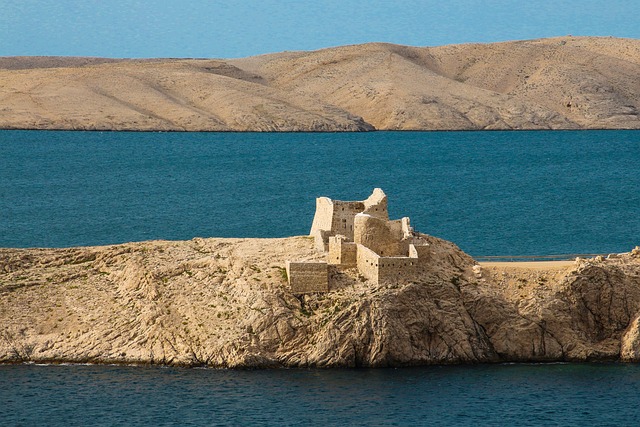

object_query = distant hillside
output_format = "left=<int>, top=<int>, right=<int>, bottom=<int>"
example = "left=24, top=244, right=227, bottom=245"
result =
left=1, top=36, right=639, bottom=131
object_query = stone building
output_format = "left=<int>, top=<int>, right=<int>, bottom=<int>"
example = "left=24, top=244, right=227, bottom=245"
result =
left=287, top=189, right=433, bottom=293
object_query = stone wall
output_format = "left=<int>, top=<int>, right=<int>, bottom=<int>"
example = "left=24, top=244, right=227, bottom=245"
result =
left=331, top=201, right=365, bottom=241
left=354, top=214, right=406, bottom=257
left=362, top=188, right=389, bottom=219
left=401, top=217, right=413, bottom=238
left=328, top=236, right=357, bottom=267
left=356, top=244, right=380, bottom=282
left=378, top=256, right=417, bottom=284
left=310, top=197, right=334, bottom=252
left=310, top=197, right=333, bottom=236
left=312, top=230, right=331, bottom=253
left=355, top=245, right=423, bottom=284
left=310, top=197, right=364, bottom=252
left=285, top=261, right=329, bottom=293
left=409, top=244, right=432, bottom=265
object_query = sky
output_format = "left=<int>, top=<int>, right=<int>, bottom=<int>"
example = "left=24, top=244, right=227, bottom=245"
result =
left=1, top=0, right=638, bottom=58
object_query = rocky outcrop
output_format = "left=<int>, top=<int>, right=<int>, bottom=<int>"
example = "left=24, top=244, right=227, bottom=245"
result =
left=1, top=36, right=639, bottom=131
left=1, top=237, right=639, bottom=367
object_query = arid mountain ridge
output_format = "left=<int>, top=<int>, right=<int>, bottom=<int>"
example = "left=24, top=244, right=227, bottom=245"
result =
left=1, top=36, right=638, bottom=131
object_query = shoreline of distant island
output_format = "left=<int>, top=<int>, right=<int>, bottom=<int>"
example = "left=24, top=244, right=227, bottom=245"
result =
left=1, top=36, right=638, bottom=133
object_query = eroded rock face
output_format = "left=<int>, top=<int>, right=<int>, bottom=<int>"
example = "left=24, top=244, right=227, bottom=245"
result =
left=1, top=237, right=639, bottom=367
left=470, top=254, right=640, bottom=363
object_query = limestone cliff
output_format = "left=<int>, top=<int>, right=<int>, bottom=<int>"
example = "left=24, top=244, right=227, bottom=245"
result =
left=1, top=237, right=639, bottom=367
left=1, top=36, right=639, bottom=131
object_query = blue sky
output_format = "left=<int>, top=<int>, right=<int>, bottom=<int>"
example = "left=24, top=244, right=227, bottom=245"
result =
left=1, top=0, right=638, bottom=58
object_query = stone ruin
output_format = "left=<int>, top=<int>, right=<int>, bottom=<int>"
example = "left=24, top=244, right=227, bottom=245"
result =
left=286, top=188, right=433, bottom=293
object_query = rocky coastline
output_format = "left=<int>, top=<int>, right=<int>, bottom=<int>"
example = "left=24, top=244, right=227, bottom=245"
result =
left=2, top=236, right=640, bottom=368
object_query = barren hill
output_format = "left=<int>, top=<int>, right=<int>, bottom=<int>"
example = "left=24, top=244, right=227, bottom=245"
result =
left=2, top=236, right=640, bottom=367
left=1, top=36, right=639, bottom=131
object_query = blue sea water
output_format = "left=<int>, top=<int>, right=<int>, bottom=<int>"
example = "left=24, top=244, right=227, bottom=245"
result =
left=1, top=363, right=639, bottom=426
left=1, top=130, right=639, bottom=256
left=2, top=130, right=640, bottom=425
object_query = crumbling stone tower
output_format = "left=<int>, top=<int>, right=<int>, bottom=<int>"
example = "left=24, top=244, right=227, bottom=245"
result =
left=287, top=189, right=432, bottom=293
left=310, top=188, right=388, bottom=252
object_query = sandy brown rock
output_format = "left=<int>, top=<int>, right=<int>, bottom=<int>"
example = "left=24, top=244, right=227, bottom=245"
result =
left=0, top=59, right=371, bottom=132
left=2, top=236, right=640, bottom=367
left=472, top=254, right=640, bottom=362
left=1, top=36, right=639, bottom=131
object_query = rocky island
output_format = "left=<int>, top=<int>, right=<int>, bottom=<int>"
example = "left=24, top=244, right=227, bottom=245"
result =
left=2, top=189, right=640, bottom=368
left=1, top=36, right=639, bottom=132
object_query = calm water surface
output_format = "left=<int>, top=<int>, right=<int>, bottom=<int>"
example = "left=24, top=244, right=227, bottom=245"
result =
left=1, top=364, right=639, bottom=426
left=2, top=130, right=640, bottom=425
left=1, top=130, right=639, bottom=255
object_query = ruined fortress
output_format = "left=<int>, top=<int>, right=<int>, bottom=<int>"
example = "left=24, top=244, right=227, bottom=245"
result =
left=286, top=189, right=433, bottom=293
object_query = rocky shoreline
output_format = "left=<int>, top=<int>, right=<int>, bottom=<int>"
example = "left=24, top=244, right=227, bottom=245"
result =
left=2, top=236, right=640, bottom=368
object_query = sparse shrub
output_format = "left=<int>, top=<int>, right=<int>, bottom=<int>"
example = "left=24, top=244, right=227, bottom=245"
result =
left=274, top=267, right=287, bottom=282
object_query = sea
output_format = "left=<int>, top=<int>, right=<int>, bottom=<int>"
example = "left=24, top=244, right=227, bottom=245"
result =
left=2, top=363, right=639, bottom=426
left=1, top=129, right=639, bottom=426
